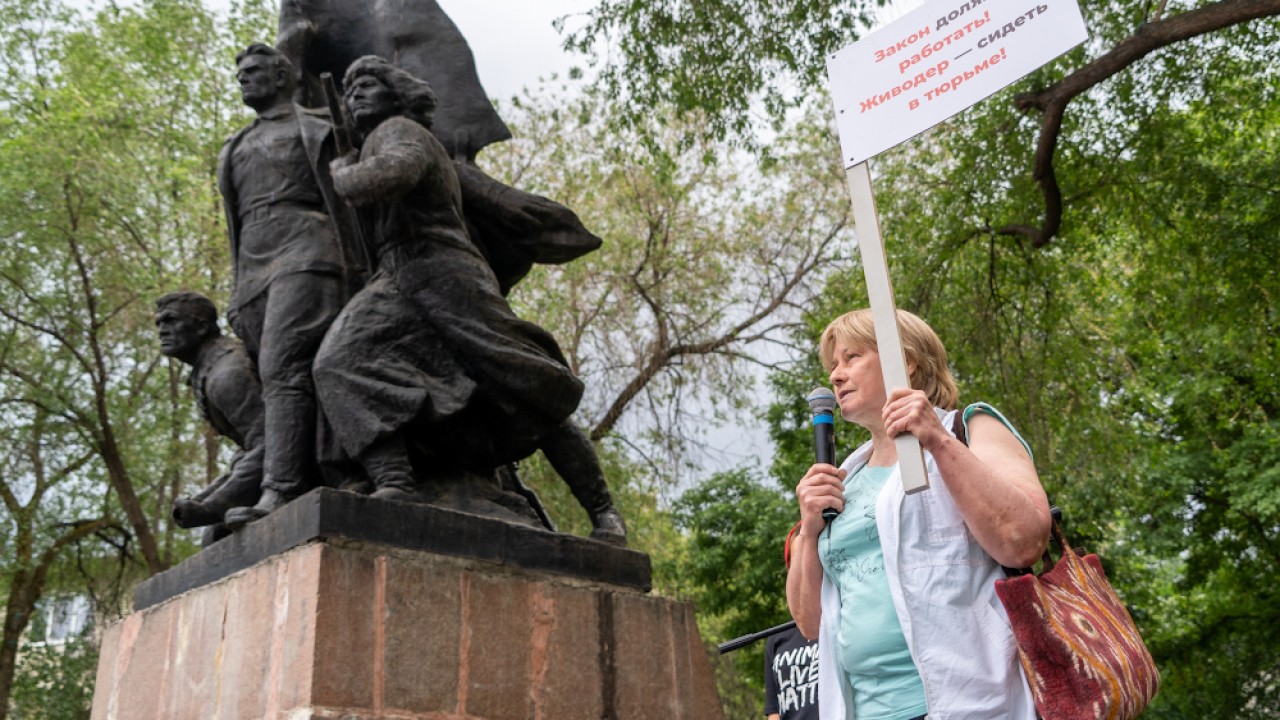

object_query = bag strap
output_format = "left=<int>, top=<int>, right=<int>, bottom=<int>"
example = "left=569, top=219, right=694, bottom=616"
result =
left=951, top=406, right=1062, bottom=576
left=951, top=408, right=967, bottom=445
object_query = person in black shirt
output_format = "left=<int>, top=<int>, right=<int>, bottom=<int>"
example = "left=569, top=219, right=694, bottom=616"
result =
left=765, top=625, right=819, bottom=720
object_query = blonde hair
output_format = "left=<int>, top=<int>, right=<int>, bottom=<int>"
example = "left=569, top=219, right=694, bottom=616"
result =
left=819, top=309, right=958, bottom=410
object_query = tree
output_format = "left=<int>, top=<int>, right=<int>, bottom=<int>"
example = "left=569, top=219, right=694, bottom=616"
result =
left=7, top=635, right=97, bottom=720
left=0, top=0, right=274, bottom=715
left=670, top=468, right=796, bottom=713
left=569, top=0, right=1280, bottom=713
left=1004, top=0, right=1280, bottom=246
left=1079, top=69, right=1280, bottom=714
left=0, top=403, right=110, bottom=718
left=752, top=16, right=1279, bottom=716
left=487, top=82, right=857, bottom=488
left=565, top=0, right=1280, bottom=243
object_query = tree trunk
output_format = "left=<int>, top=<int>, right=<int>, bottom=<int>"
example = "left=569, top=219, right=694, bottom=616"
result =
left=0, top=516, right=112, bottom=720
left=0, top=574, right=39, bottom=720
left=99, top=428, right=165, bottom=575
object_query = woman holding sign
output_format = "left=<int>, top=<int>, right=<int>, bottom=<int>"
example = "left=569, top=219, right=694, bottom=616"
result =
left=786, top=309, right=1050, bottom=719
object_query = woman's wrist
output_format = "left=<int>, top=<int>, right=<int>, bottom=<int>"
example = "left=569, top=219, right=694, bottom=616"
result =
left=922, top=429, right=961, bottom=455
left=795, top=524, right=822, bottom=543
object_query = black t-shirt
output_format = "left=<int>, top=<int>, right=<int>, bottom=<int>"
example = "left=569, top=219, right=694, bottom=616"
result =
left=763, top=626, right=820, bottom=719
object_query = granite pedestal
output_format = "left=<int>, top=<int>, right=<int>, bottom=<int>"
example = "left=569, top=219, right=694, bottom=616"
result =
left=90, top=489, right=724, bottom=719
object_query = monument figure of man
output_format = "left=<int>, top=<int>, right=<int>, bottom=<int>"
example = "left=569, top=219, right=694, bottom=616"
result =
left=155, top=292, right=265, bottom=544
left=217, top=43, right=362, bottom=525
left=312, top=56, right=625, bottom=544
left=275, top=0, right=604, bottom=294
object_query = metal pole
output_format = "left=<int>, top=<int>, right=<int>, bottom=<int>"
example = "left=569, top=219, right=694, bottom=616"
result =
left=718, top=620, right=798, bottom=654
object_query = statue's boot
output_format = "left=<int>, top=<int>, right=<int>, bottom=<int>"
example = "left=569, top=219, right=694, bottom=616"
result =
left=541, top=421, right=628, bottom=546
left=225, top=395, right=318, bottom=527
left=224, top=487, right=289, bottom=528
left=362, top=434, right=420, bottom=503
left=173, top=476, right=236, bottom=528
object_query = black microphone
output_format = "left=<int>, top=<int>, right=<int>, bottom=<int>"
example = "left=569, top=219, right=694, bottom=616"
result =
left=806, top=388, right=839, bottom=522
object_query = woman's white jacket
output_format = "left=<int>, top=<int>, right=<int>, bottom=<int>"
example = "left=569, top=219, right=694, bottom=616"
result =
left=815, top=407, right=1038, bottom=720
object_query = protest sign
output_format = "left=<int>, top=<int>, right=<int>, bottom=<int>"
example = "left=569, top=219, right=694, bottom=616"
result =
left=825, top=0, right=1087, bottom=492
left=828, top=0, right=1088, bottom=167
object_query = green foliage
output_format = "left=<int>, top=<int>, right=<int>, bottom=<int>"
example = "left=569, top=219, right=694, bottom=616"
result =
left=0, top=0, right=274, bottom=714
left=1099, top=77, right=1280, bottom=713
left=563, top=0, right=892, bottom=149
left=749, top=6, right=1280, bottom=716
left=670, top=468, right=797, bottom=716
left=704, top=646, right=765, bottom=720
left=671, top=469, right=795, bottom=633
left=7, top=638, right=96, bottom=720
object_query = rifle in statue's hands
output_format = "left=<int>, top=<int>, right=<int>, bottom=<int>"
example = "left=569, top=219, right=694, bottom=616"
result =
left=321, top=72, right=353, bottom=157
left=317, top=71, right=371, bottom=285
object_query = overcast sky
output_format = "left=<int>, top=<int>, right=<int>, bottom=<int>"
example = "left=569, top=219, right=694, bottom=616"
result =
left=440, top=0, right=927, bottom=105
left=438, top=0, right=597, bottom=104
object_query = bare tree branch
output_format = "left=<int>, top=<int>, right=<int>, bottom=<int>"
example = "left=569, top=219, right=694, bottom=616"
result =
left=590, top=217, right=845, bottom=440
left=66, top=194, right=165, bottom=574
left=0, top=271, right=94, bottom=373
left=999, top=0, right=1280, bottom=246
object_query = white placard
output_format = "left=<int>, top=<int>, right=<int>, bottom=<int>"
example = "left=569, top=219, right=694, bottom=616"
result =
left=828, top=0, right=1087, bottom=167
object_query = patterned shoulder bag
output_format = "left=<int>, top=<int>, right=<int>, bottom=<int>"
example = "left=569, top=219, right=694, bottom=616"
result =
left=995, top=521, right=1160, bottom=719
left=955, top=409, right=1160, bottom=719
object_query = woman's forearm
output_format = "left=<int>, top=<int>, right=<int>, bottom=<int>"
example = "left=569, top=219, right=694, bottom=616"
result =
left=786, top=530, right=825, bottom=640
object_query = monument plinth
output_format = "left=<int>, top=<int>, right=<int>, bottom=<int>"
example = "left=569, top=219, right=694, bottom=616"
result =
left=91, top=490, right=723, bottom=719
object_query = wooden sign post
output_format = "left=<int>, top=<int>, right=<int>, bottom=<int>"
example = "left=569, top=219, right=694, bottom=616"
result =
left=845, top=161, right=931, bottom=492
left=827, top=0, right=1088, bottom=492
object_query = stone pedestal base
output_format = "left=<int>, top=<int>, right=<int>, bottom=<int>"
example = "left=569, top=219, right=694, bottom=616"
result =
left=90, top=492, right=723, bottom=719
